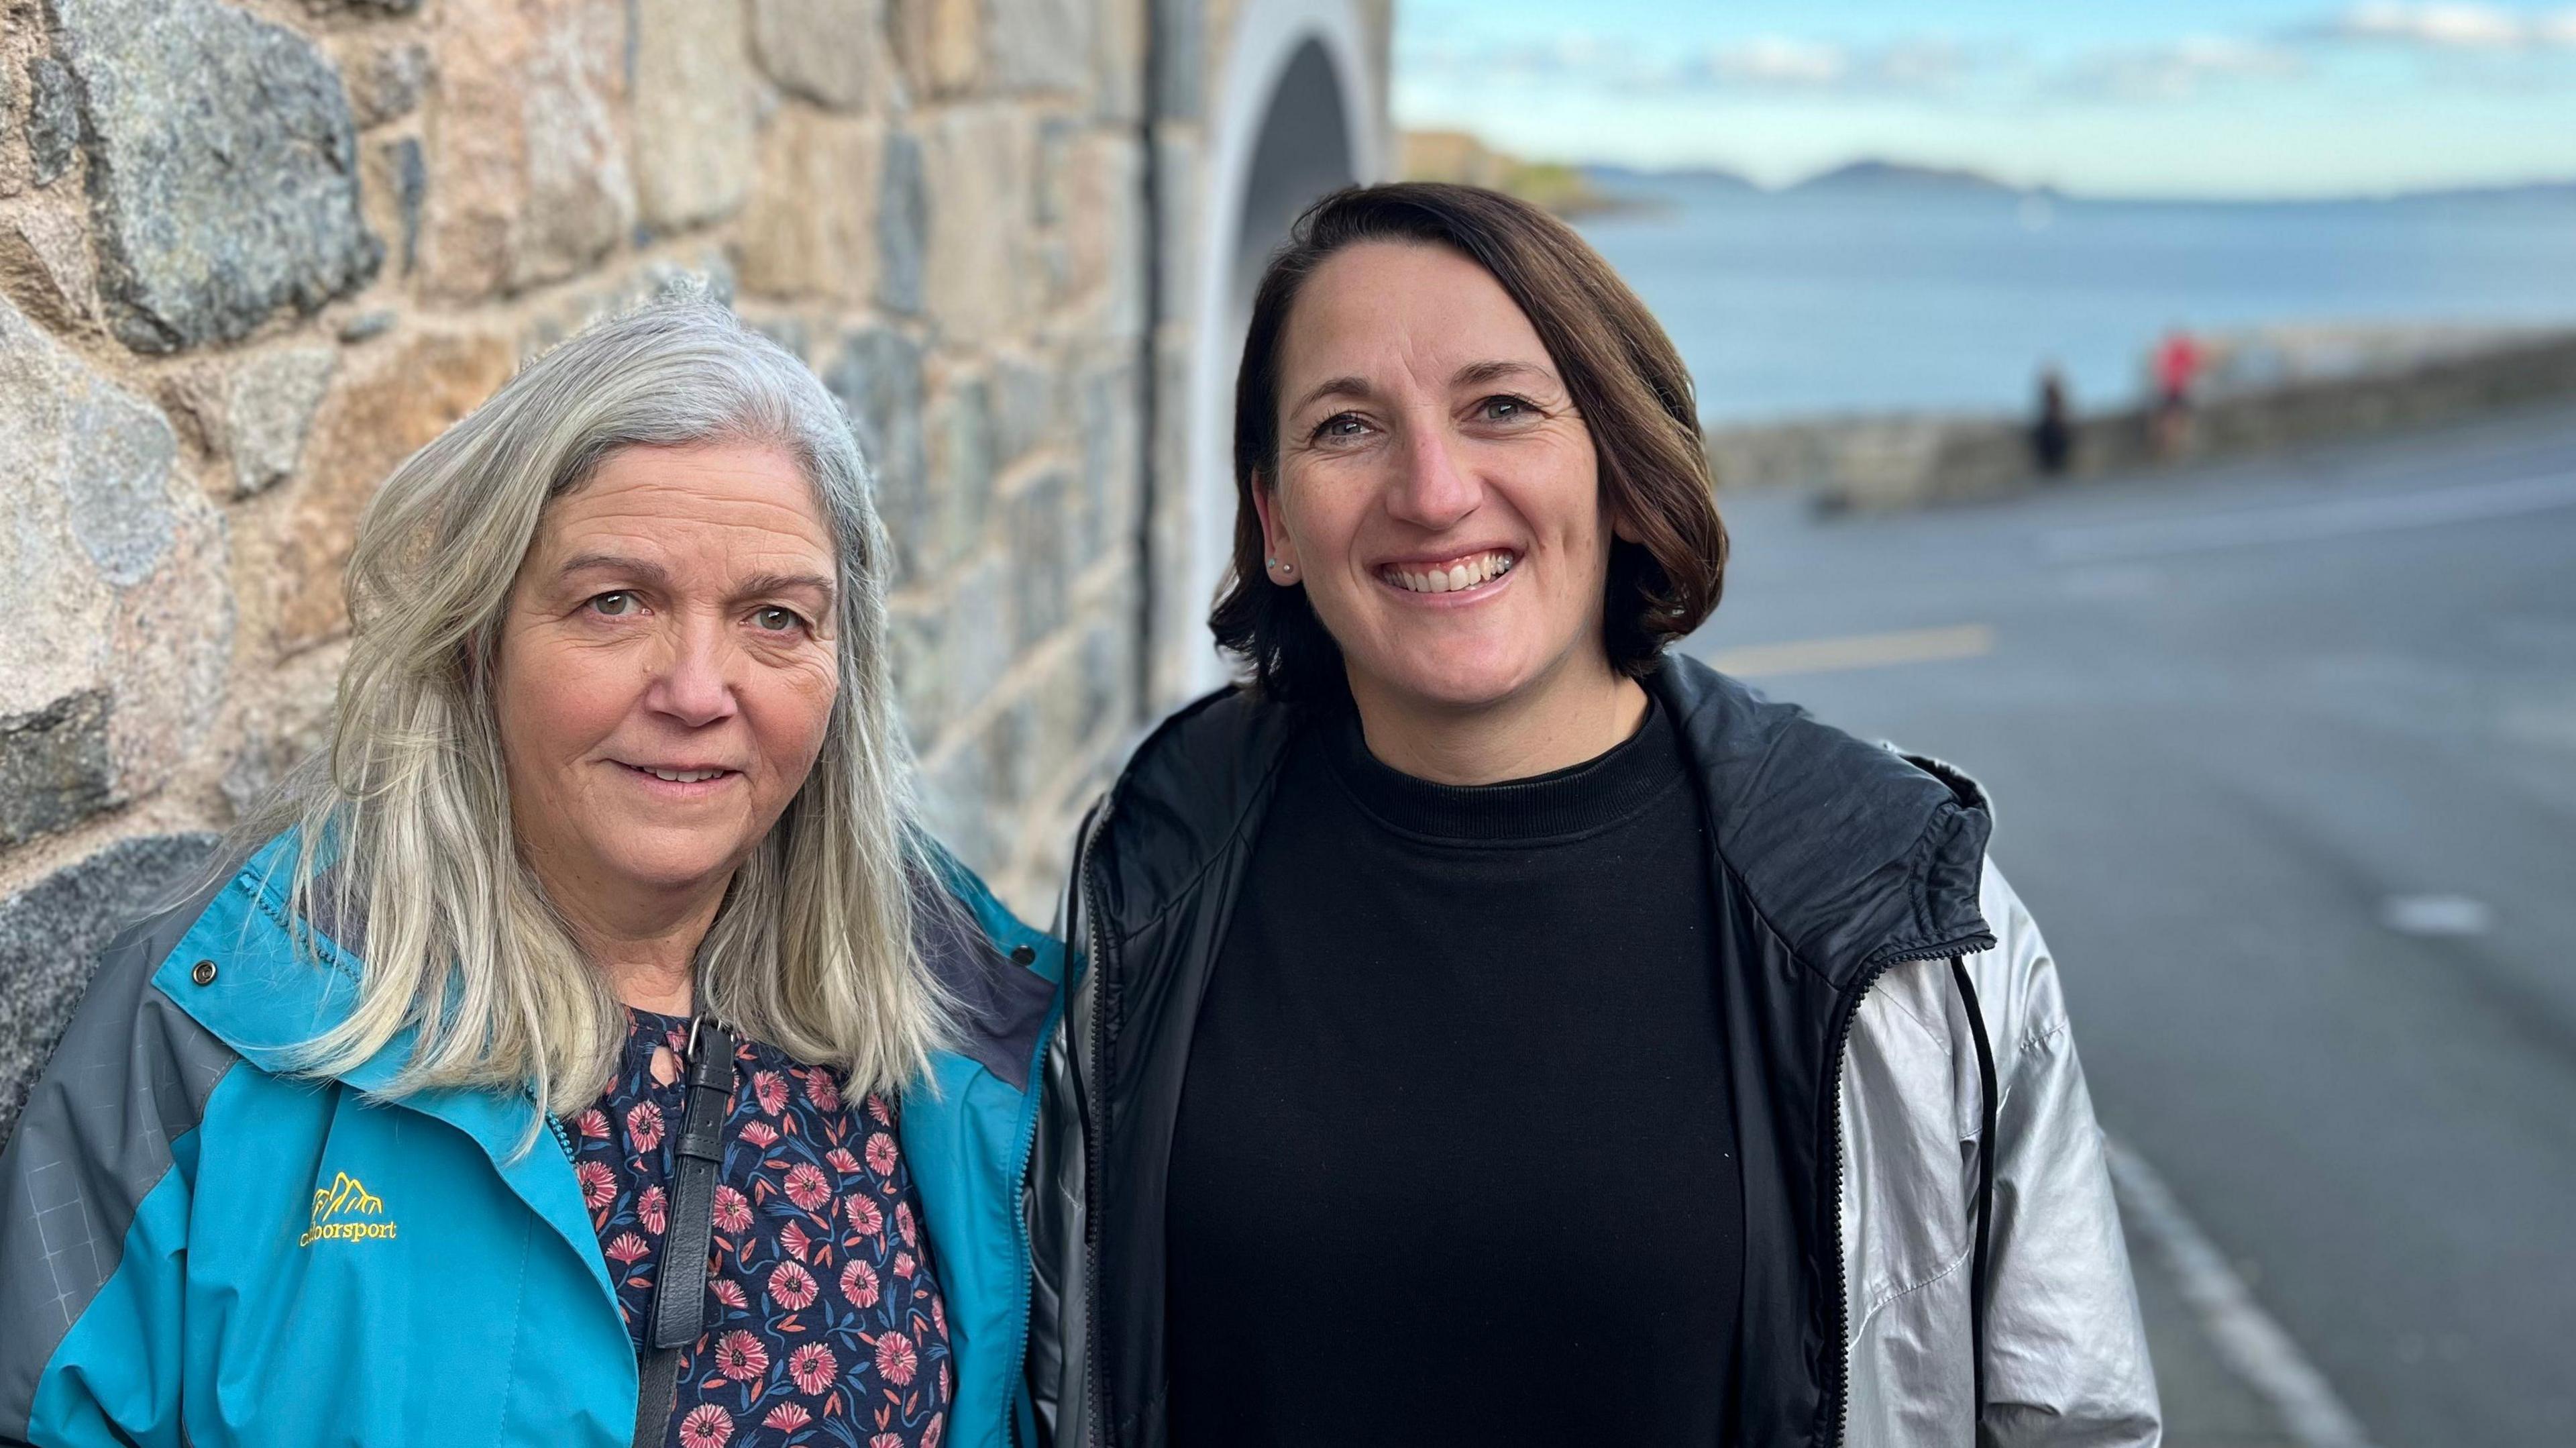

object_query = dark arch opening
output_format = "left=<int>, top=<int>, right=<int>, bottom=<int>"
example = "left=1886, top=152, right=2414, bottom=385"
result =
left=1230, top=39, right=1356, bottom=350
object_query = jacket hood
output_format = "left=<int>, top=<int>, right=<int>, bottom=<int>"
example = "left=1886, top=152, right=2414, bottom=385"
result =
left=1098, top=654, right=1994, bottom=984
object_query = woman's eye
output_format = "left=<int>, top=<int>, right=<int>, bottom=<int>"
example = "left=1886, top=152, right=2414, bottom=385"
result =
left=751, top=606, right=805, bottom=633
left=1313, top=413, right=1368, bottom=442
left=588, top=591, right=640, bottom=617
left=1479, top=395, right=1534, bottom=423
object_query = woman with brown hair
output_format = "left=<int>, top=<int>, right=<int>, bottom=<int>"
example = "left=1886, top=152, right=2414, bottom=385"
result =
left=1025, top=183, right=2157, bottom=1448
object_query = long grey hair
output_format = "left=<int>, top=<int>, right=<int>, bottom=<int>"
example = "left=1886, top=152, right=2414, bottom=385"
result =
left=232, top=301, right=955, bottom=1125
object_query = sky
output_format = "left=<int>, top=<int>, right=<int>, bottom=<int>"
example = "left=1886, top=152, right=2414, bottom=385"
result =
left=1393, top=1, right=2576, bottom=198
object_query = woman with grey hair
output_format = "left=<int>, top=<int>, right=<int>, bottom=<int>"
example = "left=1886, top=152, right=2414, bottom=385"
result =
left=0, top=303, right=1063, bottom=1448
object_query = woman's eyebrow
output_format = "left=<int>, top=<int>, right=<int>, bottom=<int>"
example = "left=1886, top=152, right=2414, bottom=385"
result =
left=1287, top=374, right=1374, bottom=415
left=736, top=571, right=837, bottom=604
left=555, top=552, right=669, bottom=588
left=1452, top=359, right=1556, bottom=389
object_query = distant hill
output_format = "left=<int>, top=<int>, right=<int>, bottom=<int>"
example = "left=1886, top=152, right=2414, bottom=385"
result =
left=1788, top=160, right=2020, bottom=195
left=1583, top=162, right=1760, bottom=192
left=1399, top=130, right=1625, bottom=217
left=2375, top=180, right=2576, bottom=207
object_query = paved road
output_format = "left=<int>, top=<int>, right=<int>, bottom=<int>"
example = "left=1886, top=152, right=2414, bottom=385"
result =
left=1687, top=406, right=2576, bottom=1448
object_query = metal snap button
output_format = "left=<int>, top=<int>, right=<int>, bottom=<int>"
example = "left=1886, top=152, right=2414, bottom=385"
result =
left=190, top=959, right=218, bottom=986
left=1010, top=944, right=1037, bottom=966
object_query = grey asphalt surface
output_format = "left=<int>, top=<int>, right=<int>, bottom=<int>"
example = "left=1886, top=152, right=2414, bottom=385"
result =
left=1685, top=405, right=2576, bottom=1448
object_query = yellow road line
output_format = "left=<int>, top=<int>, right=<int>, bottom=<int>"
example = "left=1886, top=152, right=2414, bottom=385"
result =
left=1703, top=623, right=1995, bottom=678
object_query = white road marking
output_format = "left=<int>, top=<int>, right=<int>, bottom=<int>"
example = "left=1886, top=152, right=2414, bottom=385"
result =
left=2040, top=470, right=2576, bottom=563
left=1703, top=623, right=1994, bottom=678
left=2106, top=1139, right=2379, bottom=1448
left=2379, top=893, right=2493, bottom=937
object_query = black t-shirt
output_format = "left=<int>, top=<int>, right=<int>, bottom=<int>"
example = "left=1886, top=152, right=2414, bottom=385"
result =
left=1165, top=692, right=1742, bottom=1446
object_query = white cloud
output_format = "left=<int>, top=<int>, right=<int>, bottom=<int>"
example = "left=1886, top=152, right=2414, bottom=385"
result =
left=2069, top=36, right=2306, bottom=101
left=2324, top=3, right=2576, bottom=49
left=1695, top=35, right=1984, bottom=94
left=1709, top=36, right=1851, bottom=88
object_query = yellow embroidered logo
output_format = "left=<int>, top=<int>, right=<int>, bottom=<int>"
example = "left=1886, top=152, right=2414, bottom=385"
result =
left=299, top=1172, right=398, bottom=1246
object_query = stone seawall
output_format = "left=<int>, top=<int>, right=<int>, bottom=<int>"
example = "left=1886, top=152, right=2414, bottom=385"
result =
left=1708, top=329, right=2576, bottom=512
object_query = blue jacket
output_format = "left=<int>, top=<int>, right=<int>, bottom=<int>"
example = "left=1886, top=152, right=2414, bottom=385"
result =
left=0, top=835, right=1066, bottom=1448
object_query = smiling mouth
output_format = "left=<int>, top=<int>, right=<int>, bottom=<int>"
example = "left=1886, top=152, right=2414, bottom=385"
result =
left=620, top=763, right=738, bottom=784
left=1378, top=550, right=1517, bottom=595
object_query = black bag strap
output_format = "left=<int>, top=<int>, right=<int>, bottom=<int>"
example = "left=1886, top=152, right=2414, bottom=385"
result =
left=1949, top=958, right=2000, bottom=1429
left=633, top=1016, right=737, bottom=1448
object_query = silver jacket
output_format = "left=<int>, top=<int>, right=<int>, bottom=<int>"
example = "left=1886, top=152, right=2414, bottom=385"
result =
left=1839, top=859, right=2161, bottom=1447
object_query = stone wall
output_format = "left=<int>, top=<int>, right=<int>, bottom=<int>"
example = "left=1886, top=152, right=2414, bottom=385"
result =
left=1708, top=329, right=2576, bottom=513
left=0, top=0, right=1390, bottom=1144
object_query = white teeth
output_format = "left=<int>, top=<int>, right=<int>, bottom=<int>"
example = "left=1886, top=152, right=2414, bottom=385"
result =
left=1385, top=552, right=1515, bottom=594
left=646, top=767, right=723, bottom=782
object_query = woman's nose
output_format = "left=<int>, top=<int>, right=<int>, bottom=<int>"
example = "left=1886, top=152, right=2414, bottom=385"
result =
left=645, top=617, right=739, bottom=727
left=1386, top=425, right=1479, bottom=529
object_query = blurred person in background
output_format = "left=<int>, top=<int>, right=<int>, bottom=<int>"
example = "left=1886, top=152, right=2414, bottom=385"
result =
left=2153, top=326, right=2203, bottom=458
left=1027, top=184, right=2159, bottom=1448
left=2034, top=364, right=2075, bottom=478
left=0, top=305, right=1061, bottom=1448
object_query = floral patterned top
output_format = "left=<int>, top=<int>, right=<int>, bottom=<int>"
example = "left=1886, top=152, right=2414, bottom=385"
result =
left=572, top=1008, right=953, bottom=1448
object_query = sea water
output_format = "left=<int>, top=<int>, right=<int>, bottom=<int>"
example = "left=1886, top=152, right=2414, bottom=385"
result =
left=1574, top=174, right=2576, bottom=425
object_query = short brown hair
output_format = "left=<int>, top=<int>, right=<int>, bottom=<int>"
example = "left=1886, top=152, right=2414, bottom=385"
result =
left=1211, top=182, right=1727, bottom=702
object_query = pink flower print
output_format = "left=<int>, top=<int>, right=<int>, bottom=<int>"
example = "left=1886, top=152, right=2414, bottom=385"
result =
left=623, top=1100, right=663, bottom=1153
left=574, top=1160, right=616, bottom=1211
left=865, top=1093, right=892, bottom=1125
left=604, top=1231, right=650, bottom=1266
left=826, top=1147, right=862, bottom=1176
left=637, top=1184, right=667, bottom=1235
left=844, top=1194, right=883, bottom=1237
left=894, top=1251, right=917, bottom=1280
left=932, top=1294, right=947, bottom=1343
left=712, top=1330, right=768, bottom=1383
left=575, top=1107, right=610, bottom=1139
left=769, top=1259, right=818, bottom=1310
left=874, top=1331, right=918, bottom=1386
left=712, top=1185, right=752, bottom=1234
left=871, top=1435, right=906, bottom=1448
left=678, top=1403, right=732, bottom=1448
left=895, top=1201, right=916, bottom=1247
left=801, top=1067, right=842, bottom=1113
left=739, top=1121, right=780, bottom=1149
left=924, top=1414, right=943, bottom=1448
left=753, top=1070, right=789, bottom=1116
left=712, top=1278, right=749, bottom=1310
left=763, top=1403, right=812, bottom=1431
left=788, top=1341, right=839, bottom=1396
left=780, top=1220, right=813, bottom=1261
left=864, top=1133, right=898, bottom=1175
left=784, top=1163, right=832, bottom=1212
left=840, top=1258, right=881, bottom=1308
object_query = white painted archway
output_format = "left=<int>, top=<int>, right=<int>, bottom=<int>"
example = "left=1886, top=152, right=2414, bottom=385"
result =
left=1174, top=0, right=1382, bottom=698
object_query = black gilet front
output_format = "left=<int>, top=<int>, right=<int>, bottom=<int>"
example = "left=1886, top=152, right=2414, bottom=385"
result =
left=1163, top=692, right=1742, bottom=1445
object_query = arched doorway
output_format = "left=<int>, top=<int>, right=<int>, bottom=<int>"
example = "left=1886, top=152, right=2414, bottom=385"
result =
left=1169, top=0, right=1379, bottom=701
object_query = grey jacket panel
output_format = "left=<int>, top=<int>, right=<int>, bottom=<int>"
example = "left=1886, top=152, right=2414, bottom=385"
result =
left=1841, top=861, right=2161, bottom=1448
left=0, top=882, right=239, bottom=1440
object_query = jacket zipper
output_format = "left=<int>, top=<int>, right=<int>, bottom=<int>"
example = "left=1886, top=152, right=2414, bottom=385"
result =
left=1004, top=942, right=1067, bottom=1448
left=1823, top=935, right=1994, bottom=1447
left=1074, top=802, right=1118, bottom=1448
